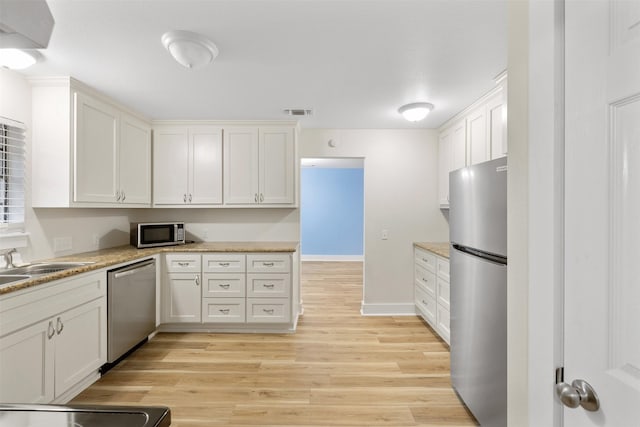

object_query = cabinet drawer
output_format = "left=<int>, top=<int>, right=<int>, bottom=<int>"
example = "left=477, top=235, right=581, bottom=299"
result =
left=246, top=298, right=290, bottom=323
left=202, top=274, right=246, bottom=298
left=437, top=258, right=450, bottom=281
left=202, top=298, right=245, bottom=323
left=414, top=284, right=436, bottom=326
left=247, top=274, right=290, bottom=298
left=437, top=277, right=450, bottom=310
left=414, top=264, right=436, bottom=296
left=246, top=254, right=290, bottom=273
left=436, top=304, right=450, bottom=344
left=415, top=248, right=436, bottom=273
left=202, top=254, right=246, bottom=273
left=165, top=254, right=201, bottom=273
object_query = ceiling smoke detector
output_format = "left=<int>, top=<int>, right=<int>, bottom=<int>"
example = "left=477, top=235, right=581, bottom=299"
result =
left=284, top=109, right=313, bottom=117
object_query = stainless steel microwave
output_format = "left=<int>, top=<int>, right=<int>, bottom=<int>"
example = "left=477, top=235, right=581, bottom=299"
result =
left=131, top=222, right=185, bottom=248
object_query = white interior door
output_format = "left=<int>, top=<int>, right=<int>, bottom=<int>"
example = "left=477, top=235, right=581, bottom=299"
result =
left=564, top=0, right=640, bottom=425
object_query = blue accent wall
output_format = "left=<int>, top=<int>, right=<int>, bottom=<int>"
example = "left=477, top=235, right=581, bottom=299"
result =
left=301, top=168, right=364, bottom=255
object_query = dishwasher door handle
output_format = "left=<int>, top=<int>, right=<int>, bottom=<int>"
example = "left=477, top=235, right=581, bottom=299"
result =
left=113, top=260, right=155, bottom=279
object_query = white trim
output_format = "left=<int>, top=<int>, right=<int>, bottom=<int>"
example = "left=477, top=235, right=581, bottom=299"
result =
left=301, top=255, right=363, bottom=262
left=360, top=302, right=416, bottom=316
left=0, top=231, right=29, bottom=250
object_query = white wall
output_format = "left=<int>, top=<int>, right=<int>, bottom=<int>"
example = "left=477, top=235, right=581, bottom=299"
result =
left=300, top=129, right=447, bottom=314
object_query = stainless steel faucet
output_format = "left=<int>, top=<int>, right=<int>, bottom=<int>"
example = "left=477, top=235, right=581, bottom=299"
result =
left=3, top=248, right=17, bottom=268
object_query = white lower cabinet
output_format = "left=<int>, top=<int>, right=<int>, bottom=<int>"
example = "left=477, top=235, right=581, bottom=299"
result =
left=163, top=252, right=292, bottom=327
left=414, top=246, right=450, bottom=344
left=0, top=271, right=106, bottom=403
left=163, top=254, right=202, bottom=323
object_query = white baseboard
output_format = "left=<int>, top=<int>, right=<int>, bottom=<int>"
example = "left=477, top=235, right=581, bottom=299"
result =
left=301, top=255, right=364, bottom=262
left=360, top=302, right=417, bottom=316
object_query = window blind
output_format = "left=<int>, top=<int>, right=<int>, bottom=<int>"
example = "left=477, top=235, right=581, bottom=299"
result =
left=0, top=117, right=25, bottom=230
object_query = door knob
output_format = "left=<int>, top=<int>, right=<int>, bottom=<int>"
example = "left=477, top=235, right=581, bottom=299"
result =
left=556, top=379, right=600, bottom=412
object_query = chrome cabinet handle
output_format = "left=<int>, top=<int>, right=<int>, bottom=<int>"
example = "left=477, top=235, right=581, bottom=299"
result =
left=260, top=193, right=264, bottom=203
left=262, top=308, right=274, bottom=314
left=183, top=193, right=187, bottom=203
left=219, top=308, right=230, bottom=314
left=178, top=262, right=190, bottom=267
left=254, top=193, right=258, bottom=203
left=47, top=321, right=55, bottom=339
left=219, top=262, right=230, bottom=267
left=116, top=190, right=121, bottom=201
left=262, top=262, right=274, bottom=267
left=263, top=283, right=275, bottom=289
left=219, top=283, right=230, bottom=289
left=189, top=193, right=192, bottom=203
left=56, top=317, right=64, bottom=335
left=121, top=191, right=126, bottom=202
left=195, top=275, right=200, bottom=286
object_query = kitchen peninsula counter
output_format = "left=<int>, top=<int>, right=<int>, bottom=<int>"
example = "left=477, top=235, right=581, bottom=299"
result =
left=414, top=242, right=450, bottom=259
left=0, top=242, right=299, bottom=295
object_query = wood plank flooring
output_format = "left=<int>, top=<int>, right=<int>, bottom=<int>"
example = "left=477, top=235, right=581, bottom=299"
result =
left=72, top=261, right=477, bottom=426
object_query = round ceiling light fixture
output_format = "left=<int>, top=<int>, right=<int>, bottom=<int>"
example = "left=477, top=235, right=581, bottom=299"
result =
left=161, top=30, right=219, bottom=69
left=398, top=102, right=434, bottom=122
left=0, top=49, right=40, bottom=70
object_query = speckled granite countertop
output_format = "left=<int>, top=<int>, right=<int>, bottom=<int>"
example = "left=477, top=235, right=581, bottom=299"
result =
left=0, top=241, right=299, bottom=296
left=414, top=242, right=450, bottom=259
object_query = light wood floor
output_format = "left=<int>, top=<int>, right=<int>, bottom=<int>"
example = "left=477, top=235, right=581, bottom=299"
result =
left=72, top=262, right=477, bottom=426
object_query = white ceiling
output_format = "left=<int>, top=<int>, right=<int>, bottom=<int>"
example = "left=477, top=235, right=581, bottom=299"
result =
left=21, top=0, right=507, bottom=129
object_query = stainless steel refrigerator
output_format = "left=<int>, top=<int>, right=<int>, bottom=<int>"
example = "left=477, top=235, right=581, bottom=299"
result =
left=449, top=156, right=507, bottom=427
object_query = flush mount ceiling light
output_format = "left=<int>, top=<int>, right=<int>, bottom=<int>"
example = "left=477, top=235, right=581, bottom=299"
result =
left=161, top=30, right=218, bottom=69
left=398, top=102, right=434, bottom=122
left=0, top=49, right=40, bottom=70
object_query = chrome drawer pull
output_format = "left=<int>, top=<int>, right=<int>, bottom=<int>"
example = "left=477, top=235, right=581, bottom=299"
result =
left=263, top=284, right=275, bottom=288
left=56, top=317, right=64, bottom=335
left=178, top=262, right=190, bottom=267
left=219, top=309, right=230, bottom=314
left=262, top=262, right=274, bottom=267
left=47, top=321, right=55, bottom=339
left=219, top=283, right=230, bottom=289
left=262, top=308, right=275, bottom=314
left=219, top=262, right=230, bottom=267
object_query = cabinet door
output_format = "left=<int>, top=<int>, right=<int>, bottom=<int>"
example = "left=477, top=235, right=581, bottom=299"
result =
left=0, top=318, right=55, bottom=403
left=165, top=273, right=202, bottom=323
left=451, top=119, right=467, bottom=171
left=259, top=128, right=295, bottom=204
left=74, top=91, right=119, bottom=203
left=486, top=92, right=507, bottom=159
left=189, top=127, right=223, bottom=205
left=223, top=128, right=260, bottom=204
left=54, top=298, right=106, bottom=397
left=438, top=129, right=453, bottom=207
left=119, top=113, right=151, bottom=205
left=467, top=106, right=489, bottom=166
left=153, top=127, right=189, bottom=205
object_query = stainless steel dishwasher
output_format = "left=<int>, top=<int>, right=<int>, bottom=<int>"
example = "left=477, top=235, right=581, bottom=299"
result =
left=106, top=259, right=156, bottom=366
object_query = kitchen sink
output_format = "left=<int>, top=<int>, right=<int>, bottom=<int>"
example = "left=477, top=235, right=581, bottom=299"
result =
left=0, top=274, right=30, bottom=285
left=1, top=262, right=94, bottom=276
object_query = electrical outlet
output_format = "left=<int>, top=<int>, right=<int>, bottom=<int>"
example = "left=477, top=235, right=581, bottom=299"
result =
left=53, top=237, right=73, bottom=252
left=381, top=229, right=389, bottom=240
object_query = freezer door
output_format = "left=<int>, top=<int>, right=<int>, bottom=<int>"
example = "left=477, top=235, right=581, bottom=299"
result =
left=450, top=246, right=507, bottom=427
left=449, top=157, right=507, bottom=257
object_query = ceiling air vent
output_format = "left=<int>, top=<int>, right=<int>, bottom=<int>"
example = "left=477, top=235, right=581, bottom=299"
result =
left=284, top=109, right=313, bottom=117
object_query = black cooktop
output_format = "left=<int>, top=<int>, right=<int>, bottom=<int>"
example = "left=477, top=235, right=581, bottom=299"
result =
left=0, top=404, right=171, bottom=427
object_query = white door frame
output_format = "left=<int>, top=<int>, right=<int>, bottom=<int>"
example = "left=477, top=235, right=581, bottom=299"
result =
left=507, top=1, right=565, bottom=426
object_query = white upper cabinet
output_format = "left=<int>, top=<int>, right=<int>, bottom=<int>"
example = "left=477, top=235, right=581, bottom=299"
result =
left=437, top=77, right=507, bottom=209
left=30, top=77, right=152, bottom=208
left=119, top=113, right=152, bottom=205
left=224, top=127, right=295, bottom=206
left=153, top=125, right=223, bottom=207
